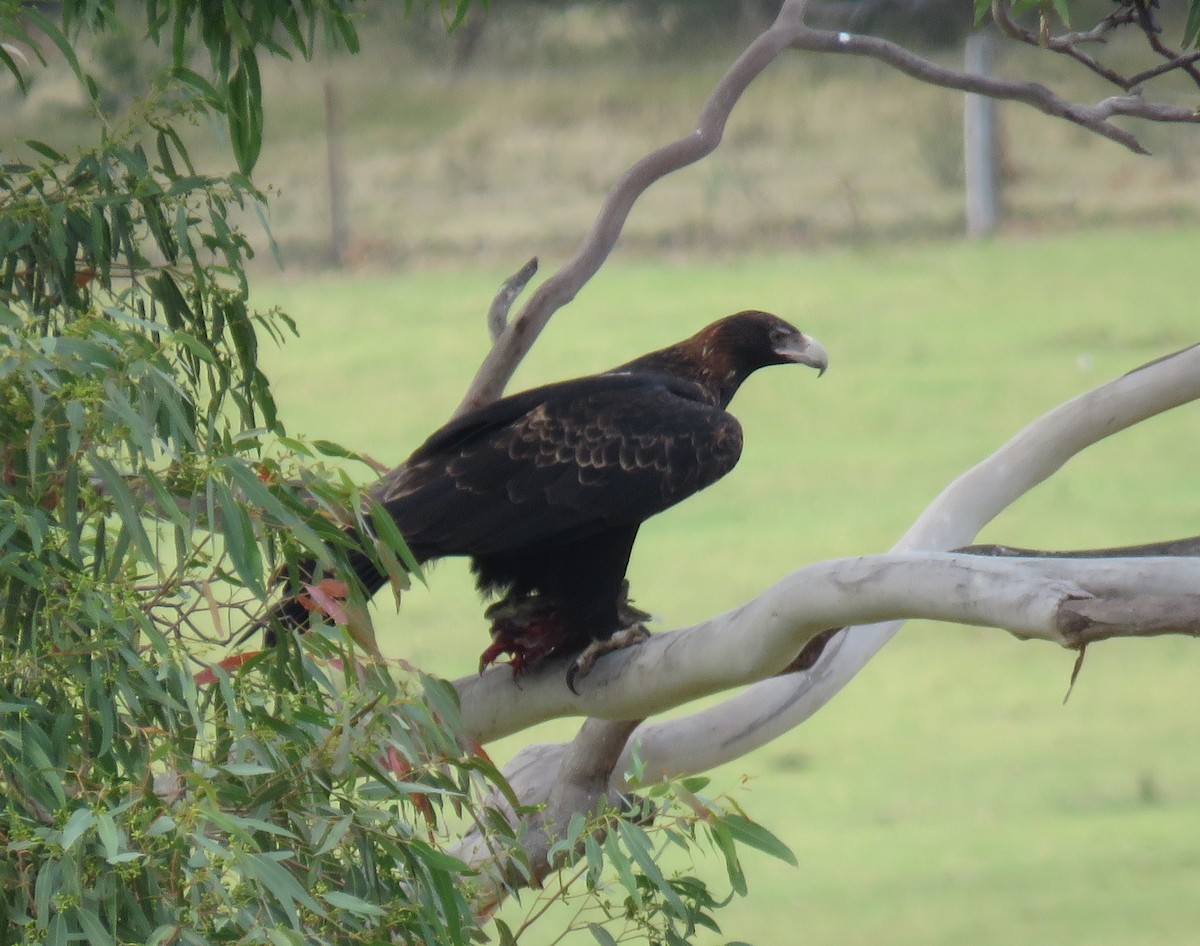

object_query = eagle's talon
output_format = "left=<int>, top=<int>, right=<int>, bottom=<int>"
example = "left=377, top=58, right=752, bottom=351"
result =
left=566, top=624, right=651, bottom=694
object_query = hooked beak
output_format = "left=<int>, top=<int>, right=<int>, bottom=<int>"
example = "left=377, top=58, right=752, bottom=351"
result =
left=777, top=332, right=828, bottom=376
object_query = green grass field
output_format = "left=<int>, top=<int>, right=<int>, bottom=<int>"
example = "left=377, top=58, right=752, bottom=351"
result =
left=256, top=225, right=1200, bottom=946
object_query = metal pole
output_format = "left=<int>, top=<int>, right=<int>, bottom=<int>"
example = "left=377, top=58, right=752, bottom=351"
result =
left=964, top=27, right=1000, bottom=237
left=324, top=78, right=349, bottom=266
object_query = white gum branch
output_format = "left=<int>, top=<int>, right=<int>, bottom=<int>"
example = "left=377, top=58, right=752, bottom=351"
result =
left=617, top=343, right=1200, bottom=782
left=452, top=344, right=1200, bottom=899
left=451, top=342, right=1200, bottom=748
left=457, top=553, right=1200, bottom=744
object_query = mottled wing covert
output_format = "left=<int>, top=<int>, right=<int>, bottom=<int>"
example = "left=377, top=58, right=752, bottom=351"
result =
left=374, top=377, right=743, bottom=558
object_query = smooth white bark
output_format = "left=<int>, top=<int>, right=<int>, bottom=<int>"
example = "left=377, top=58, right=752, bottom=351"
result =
left=454, top=343, right=1200, bottom=749
left=451, top=346, right=1200, bottom=891
left=457, top=553, right=1200, bottom=744
left=617, top=343, right=1200, bottom=781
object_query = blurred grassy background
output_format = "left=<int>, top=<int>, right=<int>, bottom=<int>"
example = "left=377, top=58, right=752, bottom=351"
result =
left=9, top=4, right=1200, bottom=943
left=256, top=230, right=1200, bottom=946
left=7, top=4, right=1200, bottom=264
left=240, top=12, right=1198, bottom=945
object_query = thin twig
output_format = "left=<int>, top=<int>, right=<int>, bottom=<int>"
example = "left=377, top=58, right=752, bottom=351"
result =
left=1133, top=0, right=1200, bottom=89
left=793, top=27, right=1200, bottom=155
left=991, top=0, right=1135, bottom=90
left=487, top=257, right=538, bottom=344
left=1128, top=49, right=1200, bottom=88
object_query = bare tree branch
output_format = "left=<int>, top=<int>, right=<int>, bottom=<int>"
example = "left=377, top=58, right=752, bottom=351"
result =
left=1128, top=49, right=1200, bottom=89
left=454, top=0, right=814, bottom=415
left=487, top=257, right=538, bottom=344
left=452, top=553, right=1200, bottom=904
left=454, top=0, right=1200, bottom=420
left=450, top=552, right=1200, bottom=912
left=790, top=25, right=1200, bottom=156
left=455, top=553, right=1200, bottom=743
left=610, top=342, right=1200, bottom=782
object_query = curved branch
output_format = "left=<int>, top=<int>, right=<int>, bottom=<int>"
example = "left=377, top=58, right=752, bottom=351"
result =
left=454, top=0, right=812, bottom=414
left=791, top=26, right=1200, bottom=156
left=451, top=556, right=1200, bottom=898
left=457, top=552, right=1200, bottom=743
left=615, top=343, right=1200, bottom=781
left=454, top=343, right=1200, bottom=744
left=454, top=0, right=1200, bottom=421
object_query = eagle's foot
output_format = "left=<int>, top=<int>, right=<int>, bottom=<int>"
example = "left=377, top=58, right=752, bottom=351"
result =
left=480, top=596, right=569, bottom=677
left=566, top=623, right=651, bottom=694
left=615, top=580, right=653, bottom=628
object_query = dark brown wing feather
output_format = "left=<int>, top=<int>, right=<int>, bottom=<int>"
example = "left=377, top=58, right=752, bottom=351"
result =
left=374, top=373, right=743, bottom=561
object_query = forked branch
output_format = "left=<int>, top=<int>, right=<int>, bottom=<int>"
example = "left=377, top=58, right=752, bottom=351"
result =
left=992, top=0, right=1200, bottom=92
left=455, top=0, right=813, bottom=414
left=458, top=0, right=1200, bottom=416
left=442, top=342, right=1200, bottom=826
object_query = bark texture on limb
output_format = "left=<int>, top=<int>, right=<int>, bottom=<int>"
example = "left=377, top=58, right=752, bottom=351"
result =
left=455, top=553, right=1200, bottom=742
left=454, top=343, right=1200, bottom=746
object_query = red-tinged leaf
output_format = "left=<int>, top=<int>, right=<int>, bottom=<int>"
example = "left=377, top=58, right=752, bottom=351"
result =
left=316, top=578, right=349, bottom=598
left=467, top=738, right=494, bottom=766
left=377, top=747, right=435, bottom=828
left=194, top=650, right=261, bottom=685
left=304, top=579, right=350, bottom=625
left=385, top=746, right=411, bottom=778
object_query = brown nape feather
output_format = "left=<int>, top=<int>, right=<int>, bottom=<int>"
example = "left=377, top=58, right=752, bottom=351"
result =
left=265, top=311, right=827, bottom=686
left=615, top=310, right=828, bottom=408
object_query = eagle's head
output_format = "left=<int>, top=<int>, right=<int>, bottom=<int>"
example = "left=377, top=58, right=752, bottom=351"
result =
left=678, top=310, right=828, bottom=407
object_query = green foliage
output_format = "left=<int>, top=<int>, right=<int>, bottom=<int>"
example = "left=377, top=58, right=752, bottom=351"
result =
left=0, top=2, right=501, bottom=942
left=0, top=643, right=501, bottom=945
left=494, top=776, right=796, bottom=946
left=0, top=2, right=777, bottom=944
